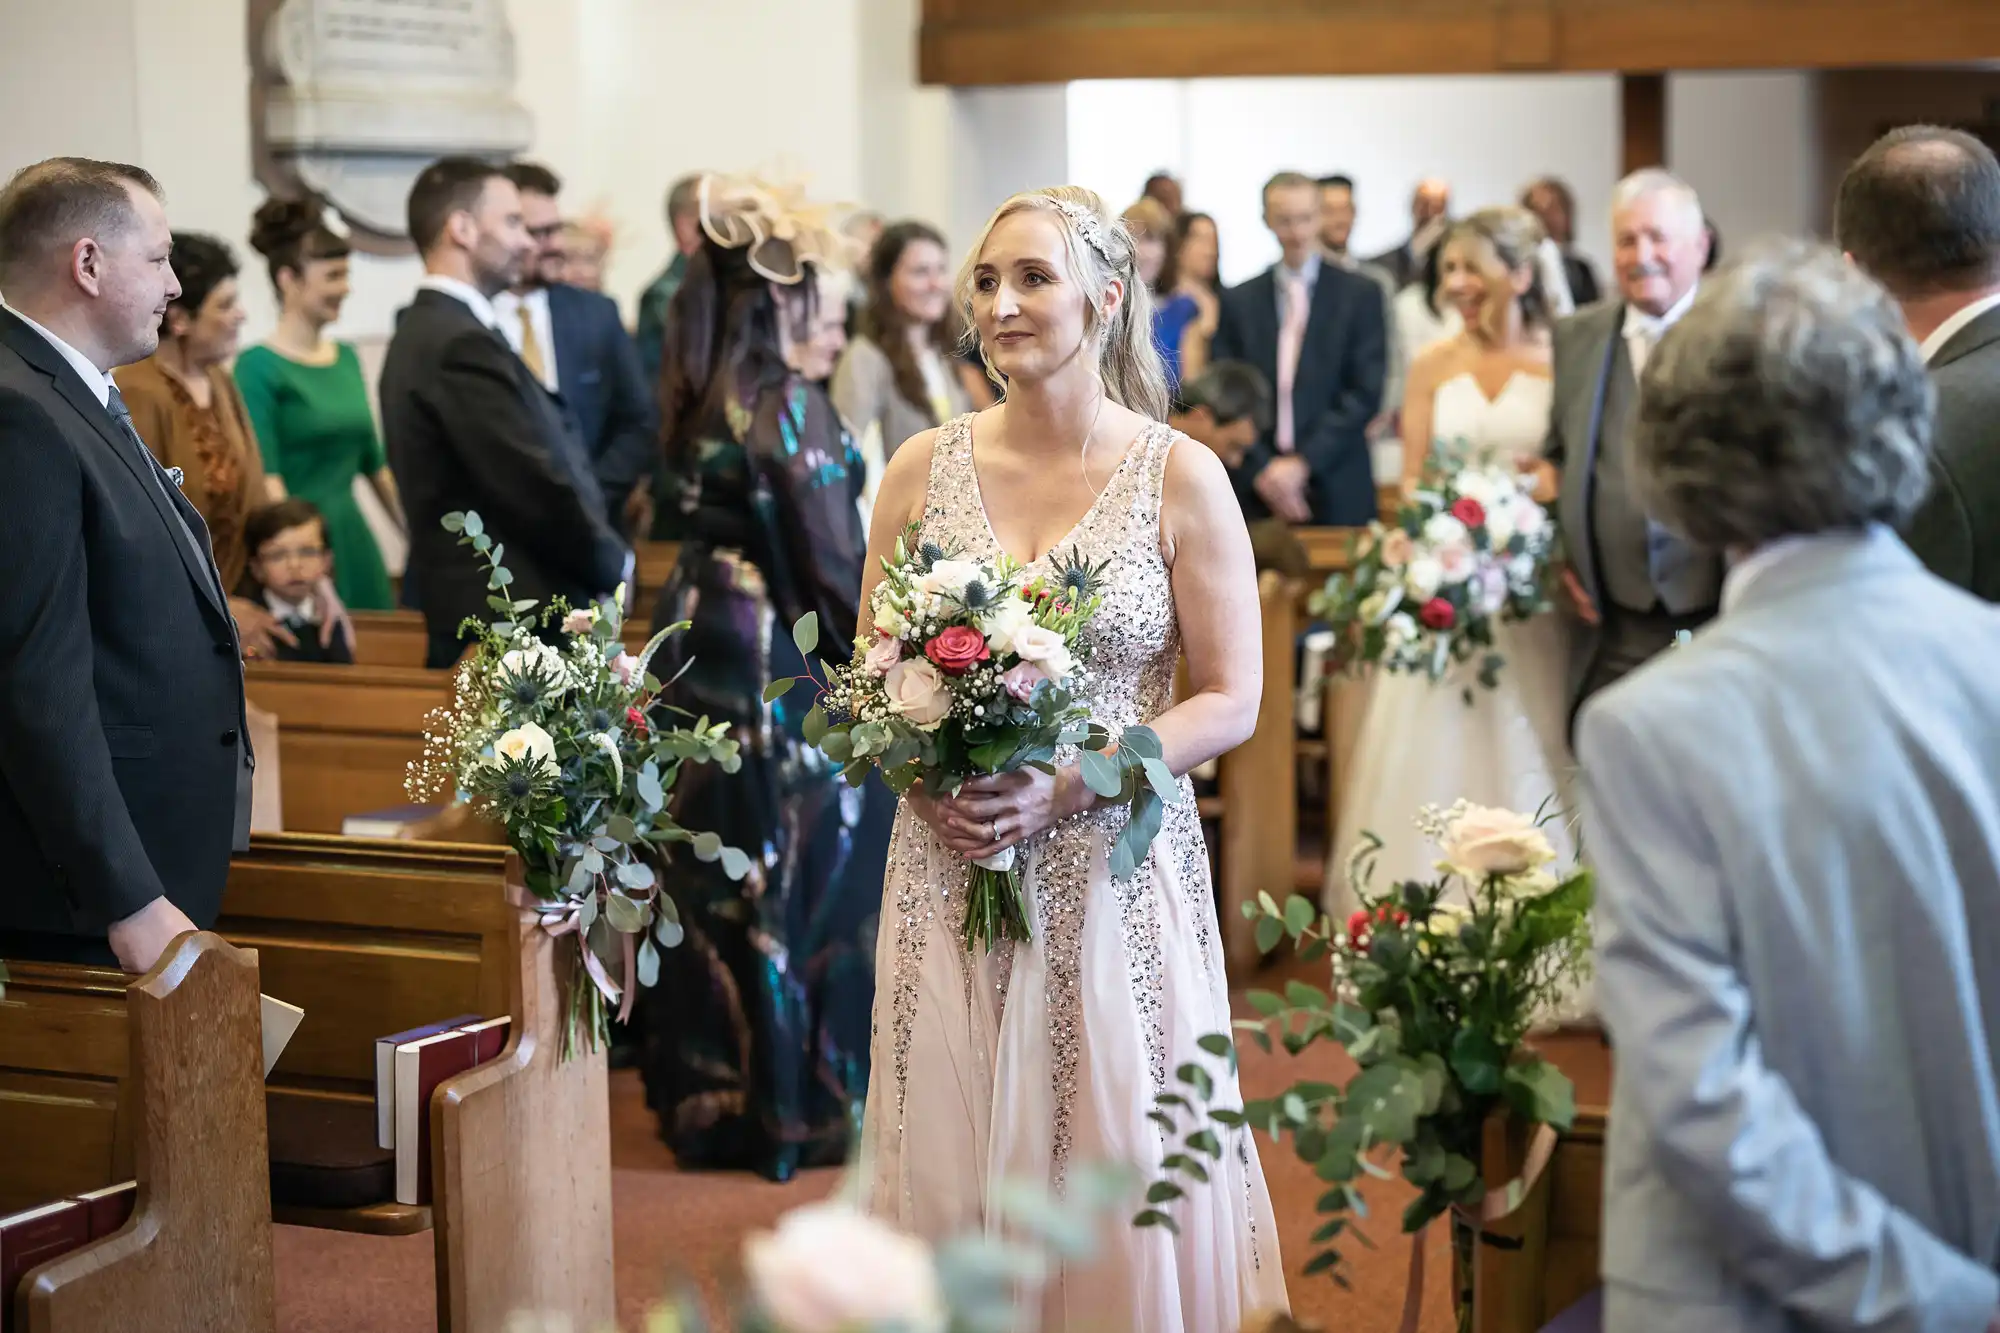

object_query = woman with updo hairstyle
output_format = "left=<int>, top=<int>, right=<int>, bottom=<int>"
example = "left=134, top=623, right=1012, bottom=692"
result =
left=1329, top=205, right=1585, bottom=1019
left=235, top=195, right=400, bottom=611
left=637, top=174, right=893, bottom=1182
left=830, top=219, right=973, bottom=524
left=848, top=185, right=1286, bottom=1329
left=114, top=232, right=296, bottom=657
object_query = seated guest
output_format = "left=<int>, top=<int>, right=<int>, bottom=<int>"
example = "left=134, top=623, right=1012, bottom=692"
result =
left=239, top=498, right=353, bottom=664
left=380, top=157, right=629, bottom=669
left=1170, top=361, right=1307, bottom=576
left=1579, top=242, right=2000, bottom=1333
left=498, top=162, right=657, bottom=536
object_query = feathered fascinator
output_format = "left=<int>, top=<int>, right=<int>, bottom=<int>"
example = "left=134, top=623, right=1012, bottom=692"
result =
left=698, top=172, right=849, bottom=285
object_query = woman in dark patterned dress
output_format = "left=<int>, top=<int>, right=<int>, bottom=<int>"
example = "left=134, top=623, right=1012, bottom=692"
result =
left=638, top=176, right=892, bottom=1180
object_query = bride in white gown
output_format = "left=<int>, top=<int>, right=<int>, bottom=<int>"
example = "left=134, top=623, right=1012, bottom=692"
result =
left=1330, top=207, right=1580, bottom=922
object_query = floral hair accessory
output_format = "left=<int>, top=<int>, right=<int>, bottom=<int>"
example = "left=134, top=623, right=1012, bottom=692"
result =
left=1047, top=196, right=1116, bottom=267
left=698, top=172, right=850, bottom=286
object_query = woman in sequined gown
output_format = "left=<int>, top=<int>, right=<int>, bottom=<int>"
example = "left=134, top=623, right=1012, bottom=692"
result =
left=637, top=186, right=894, bottom=1181
left=853, top=187, right=1289, bottom=1332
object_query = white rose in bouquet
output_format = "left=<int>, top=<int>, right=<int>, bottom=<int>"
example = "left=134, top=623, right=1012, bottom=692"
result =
left=1357, top=585, right=1403, bottom=626
left=1510, top=496, right=1548, bottom=540
left=980, top=593, right=1035, bottom=655
left=1009, top=623, right=1077, bottom=681
left=1384, top=611, right=1418, bottom=648
left=1438, top=804, right=1556, bottom=879
left=1404, top=556, right=1444, bottom=602
left=743, top=1201, right=946, bottom=1333
left=1485, top=501, right=1518, bottom=549
left=918, top=558, right=984, bottom=599
left=498, top=641, right=566, bottom=693
left=1422, top=513, right=1470, bottom=550
left=1437, top=544, right=1476, bottom=586
left=492, top=722, right=559, bottom=776
left=884, top=658, right=952, bottom=728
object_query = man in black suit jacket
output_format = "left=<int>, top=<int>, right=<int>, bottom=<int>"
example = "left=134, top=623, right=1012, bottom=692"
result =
left=1837, top=124, right=2000, bottom=602
left=1365, top=177, right=1452, bottom=293
left=381, top=158, right=630, bottom=668
left=0, top=158, right=253, bottom=970
left=501, top=163, right=657, bottom=533
left=1212, top=171, right=1387, bottom=527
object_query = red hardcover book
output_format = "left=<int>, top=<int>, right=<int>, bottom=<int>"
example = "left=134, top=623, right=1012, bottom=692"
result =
left=459, top=1015, right=512, bottom=1065
left=393, top=1027, right=479, bottom=1206
left=72, top=1182, right=137, bottom=1239
left=0, top=1199, right=88, bottom=1333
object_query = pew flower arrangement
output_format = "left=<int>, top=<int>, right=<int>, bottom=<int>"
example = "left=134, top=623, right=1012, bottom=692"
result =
left=1311, top=448, right=1557, bottom=704
left=1140, top=802, right=1591, bottom=1330
left=408, top=511, right=747, bottom=1058
left=775, top=525, right=1179, bottom=953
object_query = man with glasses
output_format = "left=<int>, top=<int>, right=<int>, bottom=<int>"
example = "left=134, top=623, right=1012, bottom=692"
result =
left=498, top=161, right=657, bottom=537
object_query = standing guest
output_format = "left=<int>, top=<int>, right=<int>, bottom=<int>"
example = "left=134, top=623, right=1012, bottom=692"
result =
left=1142, top=169, right=1184, bottom=219
left=1172, top=209, right=1222, bottom=380
left=1367, top=177, right=1452, bottom=292
left=1169, top=360, right=1307, bottom=576
left=1123, top=196, right=1201, bottom=392
left=239, top=498, right=353, bottom=664
left=1319, top=173, right=1404, bottom=440
left=830, top=219, right=971, bottom=523
left=0, top=158, right=252, bottom=970
left=379, top=156, right=628, bottom=669
left=497, top=162, right=657, bottom=535
left=1212, top=170, right=1387, bottom=526
left=1579, top=240, right=2000, bottom=1333
left=1548, top=169, right=1717, bottom=734
left=115, top=232, right=304, bottom=658
left=640, top=175, right=892, bottom=1182
left=635, top=173, right=707, bottom=384
left=559, top=218, right=609, bottom=291
left=1521, top=175, right=1601, bottom=306
left=1837, top=123, right=2000, bottom=602
left=237, top=195, right=400, bottom=611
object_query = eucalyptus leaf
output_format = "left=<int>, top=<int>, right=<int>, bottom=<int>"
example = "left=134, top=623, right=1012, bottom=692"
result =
left=1118, top=726, right=1163, bottom=760
left=720, top=846, right=752, bottom=881
left=604, top=892, right=644, bottom=934
left=691, top=831, right=723, bottom=862
left=636, top=769, right=665, bottom=812
left=792, top=611, right=819, bottom=656
left=461, top=512, right=484, bottom=538
left=615, top=859, right=656, bottom=890
left=581, top=847, right=606, bottom=876
left=1284, top=894, right=1317, bottom=937
left=636, top=937, right=661, bottom=988
left=441, top=512, right=466, bottom=534
left=1246, top=989, right=1285, bottom=1017
left=1195, top=1033, right=1234, bottom=1061
left=762, top=678, right=795, bottom=706
left=1144, top=1181, right=1183, bottom=1204
left=1175, top=1062, right=1214, bottom=1100
left=1079, top=748, right=1123, bottom=799
left=802, top=704, right=829, bottom=747
left=1254, top=915, right=1285, bottom=955
left=1141, top=757, right=1184, bottom=802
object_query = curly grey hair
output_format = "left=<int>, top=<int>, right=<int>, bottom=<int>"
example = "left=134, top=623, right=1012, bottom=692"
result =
left=1633, top=239, right=1934, bottom=550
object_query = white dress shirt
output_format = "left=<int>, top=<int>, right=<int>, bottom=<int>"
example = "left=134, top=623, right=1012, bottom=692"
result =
left=1621, top=282, right=1698, bottom=377
left=493, top=287, right=559, bottom=391
left=1919, top=289, right=2000, bottom=364
left=418, top=274, right=502, bottom=331
left=1272, top=250, right=1322, bottom=323
left=1, top=298, right=114, bottom=406
left=263, top=589, right=318, bottom=623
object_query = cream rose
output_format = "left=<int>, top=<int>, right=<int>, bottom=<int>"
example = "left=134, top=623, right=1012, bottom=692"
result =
left=1404, top=556, right=1443, bottom=602
left=917, top=559, right=982, bottom=599
left=1438, top=804, right=1556, bottom=880
left=864, top=634, right=903, bottom=676
left=980, top=594, right=1034, bottom=655
left=1423, top=513, right=1469, bottom=550
left=884, top=658, right=951, bottom=729
left=743, top=1201, right=946, bottom=1333
left=493, top=722, right=559, bottom=776
left=1378, top=528, right=1416, bottom=568
left=1008, top=623, right=1076, bottom=680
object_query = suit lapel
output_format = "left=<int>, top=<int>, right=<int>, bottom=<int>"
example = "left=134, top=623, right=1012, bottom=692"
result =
left=1573, top=303, right=1627, bottom=607
left=547, top=286, right=581, bottom=400
left=1242, top=270, right=1280, bottom=379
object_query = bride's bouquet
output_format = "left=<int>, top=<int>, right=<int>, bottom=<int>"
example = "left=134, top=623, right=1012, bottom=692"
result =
left=780, top=527, right=1179, bottom=953
left=1311, top=449, right=1556, bottom=702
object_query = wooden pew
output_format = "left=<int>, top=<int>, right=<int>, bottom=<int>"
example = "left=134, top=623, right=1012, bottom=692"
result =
left=633, top=539, right=681, bottom=617
left=349, top=609, right=652, bottom=673
left=243, top=661, right=456, bottom=834
left=0, top=933, right=276, bottom=1332
left=219, top=834, right=614, bottom=1332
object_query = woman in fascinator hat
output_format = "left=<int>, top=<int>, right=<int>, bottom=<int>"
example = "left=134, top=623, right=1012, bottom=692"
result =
left=634, top=171, right=896, bottom=1180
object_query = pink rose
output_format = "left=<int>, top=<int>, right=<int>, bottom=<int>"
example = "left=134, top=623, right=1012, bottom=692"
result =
left=610, top=652, right=642, bottom=689
left=1378, top=529, right=1415, bottom=568
left=864, top=634, right=902, bottom=675
left=884, top=659, right=951, bottom=729
left=1000, top=660, right=1049, bottom=702
left=562, top=607, right=598, bottom=635
left=924, top=625, right=989, bottom=675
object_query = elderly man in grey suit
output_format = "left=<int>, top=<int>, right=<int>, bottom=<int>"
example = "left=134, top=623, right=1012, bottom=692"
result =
left=1578, top=241, right=2000, bottom=1333
left=1548, top=170, right=1720, bottom=736
left=1837, top=123, right=2000, bottom=602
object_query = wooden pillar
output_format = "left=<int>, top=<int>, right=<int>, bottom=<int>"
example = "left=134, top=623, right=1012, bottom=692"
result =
left=1621, top=72, right=1667, bottom=174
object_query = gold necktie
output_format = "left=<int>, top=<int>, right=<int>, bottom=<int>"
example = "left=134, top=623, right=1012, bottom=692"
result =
left=516, top=303, right=547, bottom=383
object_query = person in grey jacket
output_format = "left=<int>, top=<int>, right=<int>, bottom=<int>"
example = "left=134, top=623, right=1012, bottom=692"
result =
left=1837, top=123, right=2000, bottom=603
left=1579, top=240, right=2000, bottom=1333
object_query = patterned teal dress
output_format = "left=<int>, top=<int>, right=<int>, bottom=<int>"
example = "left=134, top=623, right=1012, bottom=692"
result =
left=639, top=373, right=892, bottom=1180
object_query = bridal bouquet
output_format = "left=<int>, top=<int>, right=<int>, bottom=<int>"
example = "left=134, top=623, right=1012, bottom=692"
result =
left=1140, top=801, right=1590, bottom=1324
left=779, top=526, right=1179, bottom=953
left=1311, top=451, right=1556, bottom=702
left=408, top=511, right=746, bottom=1058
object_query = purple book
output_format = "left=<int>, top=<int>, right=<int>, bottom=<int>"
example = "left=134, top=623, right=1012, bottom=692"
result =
left=375, top=1014, right=480, bottom=1150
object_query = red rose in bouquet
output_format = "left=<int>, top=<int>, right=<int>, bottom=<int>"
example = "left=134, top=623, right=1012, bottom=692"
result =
left=1419, top=598, right=1456, bottom=630
left=925, top=625, right=990, bottom=675
left=1450, top=497, right=1486, bottom=527
left=1346, top=903, right=1409, bottom=952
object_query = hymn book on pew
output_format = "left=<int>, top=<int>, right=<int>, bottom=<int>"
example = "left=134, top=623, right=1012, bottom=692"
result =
left=380, top=1015, right=512, bottom=1205
left=0, top=1183, right=134, bottom=1333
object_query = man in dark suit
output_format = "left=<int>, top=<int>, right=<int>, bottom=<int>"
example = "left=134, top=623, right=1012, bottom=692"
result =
left=1212, top=171, right=1387, bottom=527
left=0, top=158, right=253, bottom=970
left=1549, top=169, right=1719, bottom=736
left=499, top=162, right=657, bottom=535
left=1837, top=124, right=2000, bottom=603
left=1365, top=177, right=1452, bottom=292
left=380, top=157, right=630, bottom=668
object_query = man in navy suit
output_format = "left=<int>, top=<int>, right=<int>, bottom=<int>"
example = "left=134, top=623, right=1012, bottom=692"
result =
left=500, top=162, right=657, bottom=536
left=1212, top=171, right=1387, bottom=527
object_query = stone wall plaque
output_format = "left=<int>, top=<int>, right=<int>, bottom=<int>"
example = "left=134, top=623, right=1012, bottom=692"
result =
left=250, top=0, right=533, bottom=251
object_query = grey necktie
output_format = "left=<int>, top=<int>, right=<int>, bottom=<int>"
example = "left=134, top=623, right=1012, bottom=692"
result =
left=105, top=384, right=225, bottom=603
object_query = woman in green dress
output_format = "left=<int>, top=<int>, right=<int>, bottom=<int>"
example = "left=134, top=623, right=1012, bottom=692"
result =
left=236, top=196, right=401, bottom=610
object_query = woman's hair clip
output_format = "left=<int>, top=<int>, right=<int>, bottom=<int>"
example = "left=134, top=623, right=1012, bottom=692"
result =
left=1048, top=197, right=1116, bottom=267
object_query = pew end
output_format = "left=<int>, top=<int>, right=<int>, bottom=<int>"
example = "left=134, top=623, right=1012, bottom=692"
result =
left=11, top=933, right=276, bottom=1333
left=1474, top=1106, right=1608, bottom=1333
